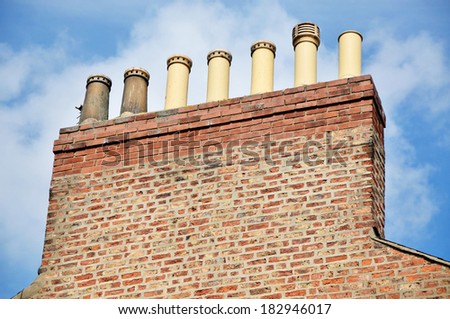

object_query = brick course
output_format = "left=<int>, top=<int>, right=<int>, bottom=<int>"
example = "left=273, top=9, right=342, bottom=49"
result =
left=16, top=75, right=449, bottom=298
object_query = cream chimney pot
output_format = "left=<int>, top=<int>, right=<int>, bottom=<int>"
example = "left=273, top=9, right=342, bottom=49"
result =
left=79, top=74, right=112, bottom=124
left=250, top=40, right=276, bottom=94
left=292, top=22, right=320, bottom=86
left=120, top=67, right=150, bottom=117
left=338, top=30, right=363, bottom=79
left=164, top=54, right=193, bottom=109
left=206, top=49, right=232, bottom=102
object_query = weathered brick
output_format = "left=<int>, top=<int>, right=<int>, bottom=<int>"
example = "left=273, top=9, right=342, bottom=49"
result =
left=19, top=75, right=449, bottom=300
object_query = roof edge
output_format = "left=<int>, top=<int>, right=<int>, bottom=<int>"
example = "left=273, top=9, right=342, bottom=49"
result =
left=370, top=235, right=450, bottom=268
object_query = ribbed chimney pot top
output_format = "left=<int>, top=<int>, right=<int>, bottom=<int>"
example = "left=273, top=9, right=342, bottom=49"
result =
left=251, top=40, right=276, bottom=57
left=167, top=54, right=193, bottom=71
left=86, top=74, right=112, bottom=91
left=124, top=67, right=150, bottom=84
left=207, top=49, right=232, bottom=65
left=292, top=22, right=320, bottom=48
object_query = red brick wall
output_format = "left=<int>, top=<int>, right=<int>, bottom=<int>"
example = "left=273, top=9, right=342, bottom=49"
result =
left=24, top=75, right=449, bottom=298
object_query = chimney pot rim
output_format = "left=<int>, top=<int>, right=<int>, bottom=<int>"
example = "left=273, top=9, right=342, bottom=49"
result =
left=124, top=67, right=150, bottom=83
left=207, top=49, right=232, bottom=65
left=86, top=74, right=112, bottom=90
left=338, top=30, right=363, bottom=42
left=250, top=40, right=276, bottom=57
left=167, top=54, right=193, bottom=71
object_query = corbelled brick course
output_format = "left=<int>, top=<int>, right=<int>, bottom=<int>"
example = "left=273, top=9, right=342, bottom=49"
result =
left=16, top=75, right=449, bottom=298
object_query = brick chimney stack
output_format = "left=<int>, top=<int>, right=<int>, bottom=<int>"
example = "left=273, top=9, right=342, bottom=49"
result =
left=15, top=21, right=450, bottom=300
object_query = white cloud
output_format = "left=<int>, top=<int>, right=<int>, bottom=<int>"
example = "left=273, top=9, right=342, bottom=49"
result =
left=365, top=29, right=449, bottom=113
left=0, top=35, right=74, bottom=103
left=0, top=44, right=29, bottom=101
left=365, top=28, right=450, bottom=242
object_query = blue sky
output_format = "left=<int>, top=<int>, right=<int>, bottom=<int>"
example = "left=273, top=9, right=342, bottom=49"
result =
left=0, top=0, right=449, bottom=298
